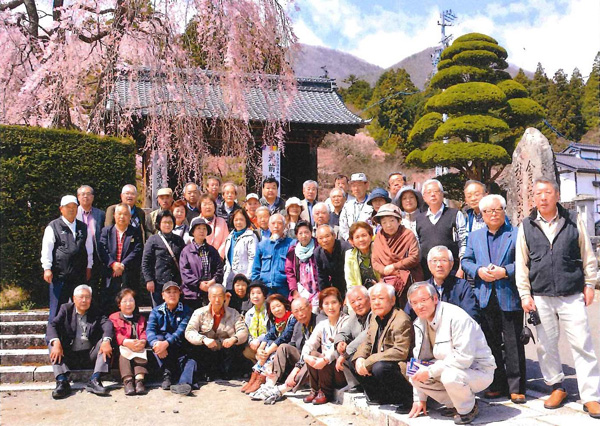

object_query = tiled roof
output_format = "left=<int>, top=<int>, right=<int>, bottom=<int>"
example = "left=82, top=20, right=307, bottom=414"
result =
left=563, top=142, right=600, bottom=153
left=110, top=70, right=365, bottom=127
left=556, top=153, right=600, bottom=173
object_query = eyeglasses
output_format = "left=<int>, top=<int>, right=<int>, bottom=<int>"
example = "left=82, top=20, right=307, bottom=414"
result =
left=429, top=258, right=450, bottom=264
left=292, top=305, right=310, bottom=314
left=410, top=296, right=434, bottom=307
left=424, top=190, right=441, bottom=195
left=482, top=208, right=504, bottom=215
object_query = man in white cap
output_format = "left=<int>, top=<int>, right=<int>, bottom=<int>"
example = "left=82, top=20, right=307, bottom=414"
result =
left=244, top=193, right=261, bottom=230
left=339, top=173, right=373, bottom=240
left=41, top=195, right=94, bottom=321
left=146, top=187, right=174, bottom=235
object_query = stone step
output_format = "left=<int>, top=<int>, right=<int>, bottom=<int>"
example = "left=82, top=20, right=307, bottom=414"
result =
left=0, top=311, right=48, bottom=322
left=0, top=365, right=122, bottom=384
left=0, top=349, right=48, bottom=366
left=0, top=321, right=47, bottom=335
left=0, top=334, right=46, bottom=350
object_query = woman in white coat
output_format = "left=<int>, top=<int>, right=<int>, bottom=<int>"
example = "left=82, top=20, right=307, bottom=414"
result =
left=223, top=208, right=259, bottom=290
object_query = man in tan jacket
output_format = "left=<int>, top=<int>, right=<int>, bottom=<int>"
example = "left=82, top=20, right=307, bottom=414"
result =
left=352, top=282, right=414, bottom=414
left=185, top=284, right=248, bottom=380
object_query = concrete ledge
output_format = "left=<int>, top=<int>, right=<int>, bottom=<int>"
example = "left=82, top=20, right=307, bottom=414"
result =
left=0, top=334, right=46, bottom=349
left=0, top=311, right=48, bottom=322
left=0, top=321, right=47, bottom=335
left=0, top=348, right=48, bottom=366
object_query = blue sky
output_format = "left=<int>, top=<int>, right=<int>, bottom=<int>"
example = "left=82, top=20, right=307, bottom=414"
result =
left=290, top=0, right=599, bottom=78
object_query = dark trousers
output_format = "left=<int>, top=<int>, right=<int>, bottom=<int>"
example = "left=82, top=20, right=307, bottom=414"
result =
left=152, top=338, right=196, bottom=385
left=49, top=339, right=110, bottom=379
left=49, top=277, right=78, bottom=322
left=480, top=290, right=526, bottom=394
left=189, top=344, right=243, bottom=377
left=349, top=360, right=413, bottom=405
left=182, top=295, right=208, bottom=313
left=100, top=275, right=135, bottom=315
left=306, top=352, right=346, bottom=398
left=118, top=354, right=148, bottom=380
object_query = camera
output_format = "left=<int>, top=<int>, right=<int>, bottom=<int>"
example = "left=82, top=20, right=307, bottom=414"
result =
left=527, top=310, right=541, bottom=326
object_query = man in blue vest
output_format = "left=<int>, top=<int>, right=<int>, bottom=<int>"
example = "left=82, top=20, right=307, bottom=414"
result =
left=516, top=178, right=600, bottom=418
left=41, top=195, right=93, bottom=321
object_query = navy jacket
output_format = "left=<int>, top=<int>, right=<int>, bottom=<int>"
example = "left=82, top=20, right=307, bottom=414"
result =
left=146, top=302, right=191, bottom=348
left=46, top=303, right=113, bottom=346
left=98, top=225, right=143, bottom=287
left=405, top=275, right=481, bottom=323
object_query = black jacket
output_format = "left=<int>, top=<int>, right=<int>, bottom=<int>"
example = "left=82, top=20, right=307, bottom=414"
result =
left=142, top=232, right=186, bottom=286
left=315, top=239, right=352, bottom=298
left=46, top=302, right=113, bottom=346
left=98, top=225, right=143, bottom=287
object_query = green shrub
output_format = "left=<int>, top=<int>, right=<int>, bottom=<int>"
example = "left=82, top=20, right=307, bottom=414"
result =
left=502, top=98, right=546, bottom=126
left=434, top=114, right=510, bottom=141
left=426, top=82, right=506, bottom=114
left=452, top=50, right=500, bottom=68
left=0, top=125, right=136, bottom=305
left=453, top=33, right=498, bottom=44
left=497, top=80, right=529, bottom=99
left=407, top=112, right=443, bottom=145
left=441, top=40, right=508, bottom=62
left=430, top=66, right=493, bottom=90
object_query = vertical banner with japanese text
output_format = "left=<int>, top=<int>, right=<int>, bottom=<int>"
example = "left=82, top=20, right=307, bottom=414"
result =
left=262, top=145, right=281, bottom=196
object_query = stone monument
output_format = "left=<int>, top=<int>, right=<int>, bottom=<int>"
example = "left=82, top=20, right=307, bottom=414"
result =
left=503, top=128, right=559, bottom=226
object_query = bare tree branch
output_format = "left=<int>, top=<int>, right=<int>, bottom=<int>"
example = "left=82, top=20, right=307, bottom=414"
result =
left=0, top=0, right=24, bottom=11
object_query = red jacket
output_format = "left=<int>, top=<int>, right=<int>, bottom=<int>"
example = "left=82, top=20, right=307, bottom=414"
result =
left=109, top=312, right=148, bottom=346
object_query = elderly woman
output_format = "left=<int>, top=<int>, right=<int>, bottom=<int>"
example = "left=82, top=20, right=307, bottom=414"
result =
left=366, top=187, right=391, bottom=234
left=397, top=186, right=422, bottom=237
left=198, top=194, right=228, bottom=257
left=285, top=220, right=319, bottom=310
left=241, top=280, right=269, bottom=367
left=255, top=206, right=271, bottom=241
left=285, top=197, right=304, bottom=238
left=142, top=210, right=186, bottom=307
left=345, top=221, right=379, bottom=289
left=301, top=287, right=348, bottom=405
left=371, top=203, right=423, bottom=308
left=222, top=208, right=258, bottom=290
left=179, top=217, right=224, bottom=311
left=109, top=289, right=148, bottom=396
left=244, top=294, right=297, bottom=395
left=172, top=200, right=191, bottom=243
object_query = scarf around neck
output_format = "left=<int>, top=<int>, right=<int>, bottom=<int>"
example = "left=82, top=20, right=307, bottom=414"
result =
left=295, top=239, right=315, bottom=261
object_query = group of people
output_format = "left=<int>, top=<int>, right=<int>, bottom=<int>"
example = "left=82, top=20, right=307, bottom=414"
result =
left=41, top=172, right=600, bottom=424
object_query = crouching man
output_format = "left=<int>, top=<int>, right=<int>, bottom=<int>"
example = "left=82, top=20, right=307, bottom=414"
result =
left=46, top=284, right=113, bottom=399
left=407, top=281, right=495, bottom=425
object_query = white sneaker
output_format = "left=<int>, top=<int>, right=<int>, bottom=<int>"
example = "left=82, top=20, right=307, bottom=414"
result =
left=249, top=384, right=275, bottom=400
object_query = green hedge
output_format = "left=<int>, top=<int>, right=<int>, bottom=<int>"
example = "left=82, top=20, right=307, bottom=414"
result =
left=426, top=82, right=506, bottom=114
left=0, top=125, right=136, bottom=304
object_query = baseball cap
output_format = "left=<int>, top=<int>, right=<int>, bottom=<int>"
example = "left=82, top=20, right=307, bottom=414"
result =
left=60, top=195, right=78, bottom=207
left=245, top=193, right=260, bottom=202
left=162, top=281, right=180, bottom=292
left=350, top=173, right=367, bottom=182
left=157, top=188, right=173, bottom=197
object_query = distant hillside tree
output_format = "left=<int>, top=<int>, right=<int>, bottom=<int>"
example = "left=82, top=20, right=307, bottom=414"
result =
left=365, top=69, right=421, bottom=154
left=582, top=52, right=600, bottom=130
left=338, top=75, right=373, bottom=111
left=405, top=32, right=544, bottom=184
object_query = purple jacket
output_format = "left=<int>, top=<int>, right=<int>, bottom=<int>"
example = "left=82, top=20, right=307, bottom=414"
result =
left=285, top=240, right=319, bottom=301
left=179, top=242, right=224, bottom=302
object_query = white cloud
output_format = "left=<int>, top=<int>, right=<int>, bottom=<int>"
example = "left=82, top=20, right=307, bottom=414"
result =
left=294, top=19, right=328, bottom=47
left=294, top=0, right=600, bottom=78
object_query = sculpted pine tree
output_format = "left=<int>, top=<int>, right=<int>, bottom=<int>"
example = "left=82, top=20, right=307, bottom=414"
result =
left=405, top=32, right=544, bottom=184
left=0, top=0, right=297, bottom=184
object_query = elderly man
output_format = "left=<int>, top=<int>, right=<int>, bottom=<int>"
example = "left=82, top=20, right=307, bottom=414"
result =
left=312, top=202, right=339, bottom=237
left=185, top=284, right=248, bottom=381
left=216, top=182, right=242, bottom=227
left=407, top=281, right=495, bottom=424
left=388, top=172, right=406, bottom=205
left=339, top=173, right=373, bottom=240
left=326, top=187, right=346, bottom=227
left=98, top=203, right=143, bottom=314
left=333, top=174, right=355, bottom=202
left=105, top=184, right=149, bottom=243
left=41, top=195, right=93, bottom=321
left=334, top=286, right=372, bottom=390
left=260, top=177, right=286, bottom=214
left=251, top=214, right=293, bottom=297
left=182, top=182, right=201, bottom=223
left=255, top=206, right=271, bottom=241
left=146, top=188, right=174, bottom=235
left=146, top=281, right=196, bottom=395
left=416, top=179, right=467, bottom=279
left=205, top=176, right=224, bottom=204
left=299, top=180, right=318, bottom=226
left=462, top=194, right=525, bottom=403
left=406, top=246, right=480, bottom=322
left=516, top=178, right=600, bottom=417
left=47, top=285, right=113, bottom=399
left=315, top=224, right=352, bottom=299
left=76, top=185, right=105, bottom=288
left=463, top=180, right=488, bottom=235
left=351, top=283, right=413, bottom=413
left=251, top=297, right=319, bottom=403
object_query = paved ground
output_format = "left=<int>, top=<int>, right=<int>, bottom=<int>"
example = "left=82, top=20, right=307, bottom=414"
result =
left=0, top=380, right=373, bottom=426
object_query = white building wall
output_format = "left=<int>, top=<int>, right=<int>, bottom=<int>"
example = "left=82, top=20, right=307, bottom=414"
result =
left=560, top=171, right=600, bottom=222
left=559, top=171, right=577, bottom=201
